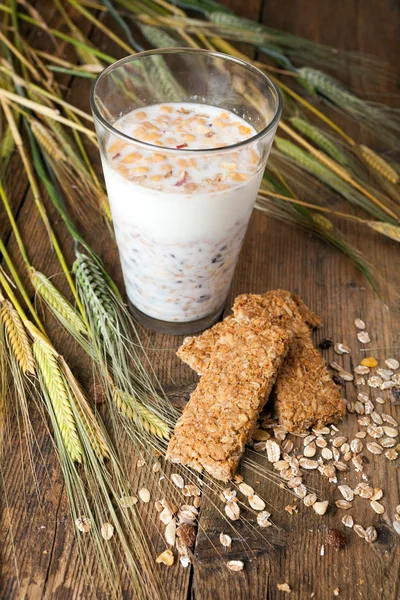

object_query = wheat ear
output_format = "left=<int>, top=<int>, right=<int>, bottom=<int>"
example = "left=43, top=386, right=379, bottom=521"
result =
left=113, top=389, right=170, bottom=440
left=366, top=221, right=400, bottom=243
left=359, top=145, right=399, bottom=185
left=290, top=117, right=349, bottom=167
left=31, top=270, right=87, bottom=334
left=30, top=119, right=67, bottom=161
left=33, top=340, right=83, bottom=463
left=1, top=300, right=35, bottom=375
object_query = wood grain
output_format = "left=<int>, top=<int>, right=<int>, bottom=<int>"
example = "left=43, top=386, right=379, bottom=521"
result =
left=1, top=0, right=399, bottom=599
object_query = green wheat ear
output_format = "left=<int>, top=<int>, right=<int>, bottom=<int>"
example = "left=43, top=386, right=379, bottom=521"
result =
left=73, top=252, right=117, bottom=338
left=290, top=117, right=349, bottom=167
left=113, top=389, right=170, bottom=441
left=33, top=340, right=83, bottom=463
left=31, top=270, right=87, bottom=334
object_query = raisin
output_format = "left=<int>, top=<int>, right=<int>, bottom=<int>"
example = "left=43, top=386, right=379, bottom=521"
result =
left=326, top=528, right=346, bottom=551
left=318, top=338, right=333, bottom=350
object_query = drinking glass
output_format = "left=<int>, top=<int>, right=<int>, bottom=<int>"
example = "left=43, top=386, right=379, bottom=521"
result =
left=91, top=49, right=281, bottom=334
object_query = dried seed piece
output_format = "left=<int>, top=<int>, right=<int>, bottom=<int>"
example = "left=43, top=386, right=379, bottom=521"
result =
left=156, top=549, right=174, bottom=566
left=101, top=522, right=114, bottom=541
left=386, top=358, right=399, bottom=370
left=165, top=519, right=176, bottom=546
left=227, top=560, right=244, bottom=572
left=355, top=365, right=370, bottom=375
left=338, top=485, right=354, bottom=502
left=220, top=532, right=232, bottom=547
left=326, top=528, right=346, bottom=551
left=303, top=493, right=317, bottom=507
left=370, top=500, right=385, bottom=514
left=342, top=514, right=354, bottom=528
left=75, top=516, right=91, bottom=533
left=120, top=496, right=138, bottom=508
left=225, top=501, right=240, bottom=521
left=139, top=488, right=150, bottom=503
left=365, top=526, right=378, bottom=543
left=357, top=331, right=371, bottom=344
left=383, top=426, right=398, bottom=438
left=334, top=343, right=351, bottom=355
left=313, top=501, right=329, bottom=515
left=354, top=524, right=366, bottom=538
left=171, top=473, right=184, bottom=488
left=335, top=500, right=352, bottom=510
left=238, top=482, right=254, bottom=497
left=257, top=510, right=272, bottom=528
left=354, top=318, right=365, bottom=329
left=361, top=357, right=378, bottom=368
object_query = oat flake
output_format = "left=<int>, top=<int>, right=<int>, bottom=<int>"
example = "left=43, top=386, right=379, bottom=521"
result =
left=357, top=331, right=371, bottom=344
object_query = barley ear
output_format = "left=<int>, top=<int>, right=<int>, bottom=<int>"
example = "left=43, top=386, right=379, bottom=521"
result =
left=113, top=389, right=170, bottom=440
left=366, top=221, right=400, bottom=243
left=33, top=340, right=83, bottom=463
left=1, top=300, right=35, bottom=375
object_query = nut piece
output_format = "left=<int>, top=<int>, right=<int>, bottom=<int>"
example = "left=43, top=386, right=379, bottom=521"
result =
left=326, top=528, right=346, bottom=551
left=313, top=501, right=329, bottom=515
left=227, top=560, right=244, bottom=572
left=220, top=532, right=232, bottom=548
left=156, top=549, right=174, bottom=566
left=101, top=522, right=114, bottom=541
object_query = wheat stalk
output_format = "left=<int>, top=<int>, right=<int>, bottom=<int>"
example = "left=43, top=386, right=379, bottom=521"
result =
left=31, top=270, right=87, bottom=334
left=359, top=145, right=399, bottom=185
left=0, top=299, right=35, bottom=375
left=113, top=389, right=170, bottom=440
left=33, top=339, right=83, bottom=463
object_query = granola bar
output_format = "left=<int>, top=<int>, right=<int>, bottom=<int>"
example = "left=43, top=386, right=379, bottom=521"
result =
left=166, top=322, right=292, bottom=481
left=177, top=290, right=345, bottom=433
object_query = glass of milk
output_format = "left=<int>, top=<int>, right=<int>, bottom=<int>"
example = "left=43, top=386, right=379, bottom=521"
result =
left=91, top=49, right=281, bottom=334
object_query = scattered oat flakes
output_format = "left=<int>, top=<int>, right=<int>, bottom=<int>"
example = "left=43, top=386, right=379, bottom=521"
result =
left=368, top=376, right=383, bottom=388
left=285, top=503, right=298, bottom=515
left=220, top=533, right=232, bottom=548
left=370, top=500, right=385, bottom=514
left=367, top=442, right=383, bottom=454
left=171, top=473, right=184, bottom=488
left=376, top=368, right=393, bottom=380
left=227, top=560, right=244, bottom=572
left=101, top=522, right=114, bottom=541
left=385, top=449, right=398, bottom=460
left=303, top=493, right=317, bottom=507
left=322, top=448, right=333, bottom=460
left=334, top=588, right=340, bottom=596
left=120, top=495, right=138, bottom=508
left=313, top=501, right=329, bottom=515
left=354, top=318, right=365, bottom=329
left=342, top=514, right=354, bottom=528
left=238, top=482, right=254, bottom=497
left=354, top=524, right=367, bottom=538
left=257, top=510, right=272, bottom=528
left=304, top=443, right=317, bottom=457
left=334, top=343, right=351, bottom=355
left=393, top=521, right=400, bottom=535
left=265, top=440, right=281, bottom=463
left=165, top=519, right=176, bottom=546
left=139, top=488, right=150, bottom=503
left=383, top=426, right=398, bottom=437
left=365, top=526, right=378, bottom=543
left=336, top=500, right=353, bottom=510
left=376, top=396, right=385, bottom=404
left=386, top=358, right=399, bottom=370
left=225, top=501, right=240, bottom=521
left=75, top=516, right=91, bottom=533
left=357, top=331, right=371, bottom=344
left=338, top=485, right=354, bottom=502
left=355, top=365, right=370, bottom=375
left=320, top=544, right=325, bottom=556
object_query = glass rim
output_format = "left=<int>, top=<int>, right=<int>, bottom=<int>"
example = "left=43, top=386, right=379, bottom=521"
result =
left=90, top=48, right=282, bottom=155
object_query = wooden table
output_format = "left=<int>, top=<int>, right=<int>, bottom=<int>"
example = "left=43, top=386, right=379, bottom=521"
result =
left=1, top=1, right=399, bottom=598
